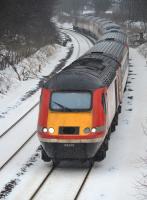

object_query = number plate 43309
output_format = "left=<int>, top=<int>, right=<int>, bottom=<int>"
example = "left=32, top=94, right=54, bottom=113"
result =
left=64, top=144, right=75, bottom=147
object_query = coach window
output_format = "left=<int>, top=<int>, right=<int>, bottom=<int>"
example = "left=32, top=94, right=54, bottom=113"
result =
left=102, top=94, right=106, bottom=113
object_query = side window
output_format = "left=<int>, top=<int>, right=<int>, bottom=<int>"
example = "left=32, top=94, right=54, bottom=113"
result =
left=102, top=94, right=106, bottom=113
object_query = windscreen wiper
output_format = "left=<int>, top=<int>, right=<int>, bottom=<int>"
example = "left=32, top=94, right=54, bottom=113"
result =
left=52, top=101, right=72, bottom=112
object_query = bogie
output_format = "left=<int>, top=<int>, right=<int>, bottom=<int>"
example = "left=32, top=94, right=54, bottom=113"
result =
left=41, top=146, right=51, bottom=162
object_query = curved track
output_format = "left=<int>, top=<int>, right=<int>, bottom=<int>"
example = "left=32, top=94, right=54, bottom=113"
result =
left=0, top=30, right=94, bottom=200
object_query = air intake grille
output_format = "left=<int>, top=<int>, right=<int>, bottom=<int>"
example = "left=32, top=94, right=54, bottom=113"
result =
left=59, top=127, right=79, bottom=135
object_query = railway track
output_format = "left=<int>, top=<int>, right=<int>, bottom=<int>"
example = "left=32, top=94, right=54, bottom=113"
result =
left=74, top=164, right=93, bottom=200
left=61, top=29, right=82, bottom=62
left=0, top=131, right=36, bottom=170
left=62, top=29, right=93, bottom=59
left=0, top=30, right=94, bottom=200
left=0, top=102, right=39, bottom=138
left=29, top=164, right=94, bottom=200
left=29, top=166, right=55, bottom=200
left=0, top=105, right=38, bottom=169
left=29, top=163, right=94, bottom=200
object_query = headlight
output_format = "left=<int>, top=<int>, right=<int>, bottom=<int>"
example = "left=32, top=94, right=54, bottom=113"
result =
left=49, top=128, right=54, bottom=134
left=91, top=128, right=97, bottom=133
left=42, top=127, right=48, bottom=133
left=84, top=127, right=91, bottom=133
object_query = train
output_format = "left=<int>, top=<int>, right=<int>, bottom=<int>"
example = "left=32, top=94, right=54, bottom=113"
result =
left=73, top=16, right=123, bottom=39
left=37, top=16, right=129, bottom=165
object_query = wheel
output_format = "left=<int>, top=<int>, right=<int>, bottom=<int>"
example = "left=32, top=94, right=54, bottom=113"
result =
left=94, top=143, right=106, bottom=162
left=94, top=150, right=106, bottom=162
left=104, top=139, right=109, bottom=151
left=118, top=105, right=122, bottom=113
left=88, top=159, right=94, bottom=167
left=41, top=147, right=51, bottom=162
left=114, top=113, right=118, bottom=126
left=52, top=159, right=60, bottom=167
left=124, top=84, right=127, bottom=92
left=106, top=128, right=111, bottom=140
left=111, top=123, right=116, bottom=132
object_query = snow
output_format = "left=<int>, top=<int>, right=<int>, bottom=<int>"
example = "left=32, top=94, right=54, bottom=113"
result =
left=105, top=10, right=113, bottom=14
left=34, top=167, right=88, bottom=200
left=82, top=10, right=95, bottom=15
left=138, top=43, right=147, bottom=58
left=1, top=29, right=147, bottom=200
left=0, top=106, right=38, bottom=168
left=78, top=48, right=147, bottom=200
left=57, top=22, right=73, bottom=30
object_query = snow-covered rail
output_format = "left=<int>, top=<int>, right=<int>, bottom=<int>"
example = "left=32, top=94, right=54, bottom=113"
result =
left=0, top=102, right=39, bottom=138
left=30, top=165, right=93, bottom=200
left=62, top=29, right=93, bottom=65
left=0, top=105, right=38, bottom=170
left=29, top=166, right=55, bottom=199
left=0, top=131, right=36, bottom=170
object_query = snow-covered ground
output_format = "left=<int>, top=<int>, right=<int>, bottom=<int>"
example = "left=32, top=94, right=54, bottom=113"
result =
left=0, top=29, right=147, bottom=199
left=78, top=47, right=147, bottom=200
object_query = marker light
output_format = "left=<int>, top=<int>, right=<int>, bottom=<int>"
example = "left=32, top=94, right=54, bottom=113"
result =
left=49, top=128, right=55, bottom=134
left=84, top=127, right=91, bottom=133
left=42, top=128, right=48, bottom=133
left=91, top=128, right=97, bottom=133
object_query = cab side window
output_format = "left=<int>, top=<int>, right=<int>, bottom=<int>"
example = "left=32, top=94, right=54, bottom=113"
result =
left=102, top=94, right=106, bottom=113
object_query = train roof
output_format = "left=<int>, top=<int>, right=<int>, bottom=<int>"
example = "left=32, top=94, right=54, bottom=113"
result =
left=43, top=70, right=104, bottom=90
left=105, top=29, right=126, bottom=34
left=44, top=52, right=119, bottom=90
left=103, top=24, right=120, bottom=31
left=99, top=21, right=113, bottom=26
left=96, top=18, right=107, bottom=23
left=101, top=32, right=128, bottom=45
left=88, top=40, right=127, bottom=63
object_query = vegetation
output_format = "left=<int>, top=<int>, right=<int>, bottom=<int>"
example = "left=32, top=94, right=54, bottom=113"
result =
left=0, top=0, right=59, bottom=71
left=59, top=0, right=112, bottom=16
left=120, top=0, right=147, bottom=22
left=94, top=0, right=111, bottom=14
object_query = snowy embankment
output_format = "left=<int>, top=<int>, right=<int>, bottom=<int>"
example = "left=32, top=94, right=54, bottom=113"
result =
left=0, top=43, right=70, bottom=98
left=0, top=44, right=69, bottom=130
left=0, top=45, right=65, bottom=96
left=138, top=42, right=147, bottom=59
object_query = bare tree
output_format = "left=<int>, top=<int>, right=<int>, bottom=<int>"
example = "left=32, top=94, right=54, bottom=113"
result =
left=120, top=0, right=147, bottom=31
left=94, top=0, right=112, bottom=15
left=0, top=0, right=59, bottom=72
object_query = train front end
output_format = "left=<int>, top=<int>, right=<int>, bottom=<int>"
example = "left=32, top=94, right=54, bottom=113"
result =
left=37, top=86, right=107, bottom=162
